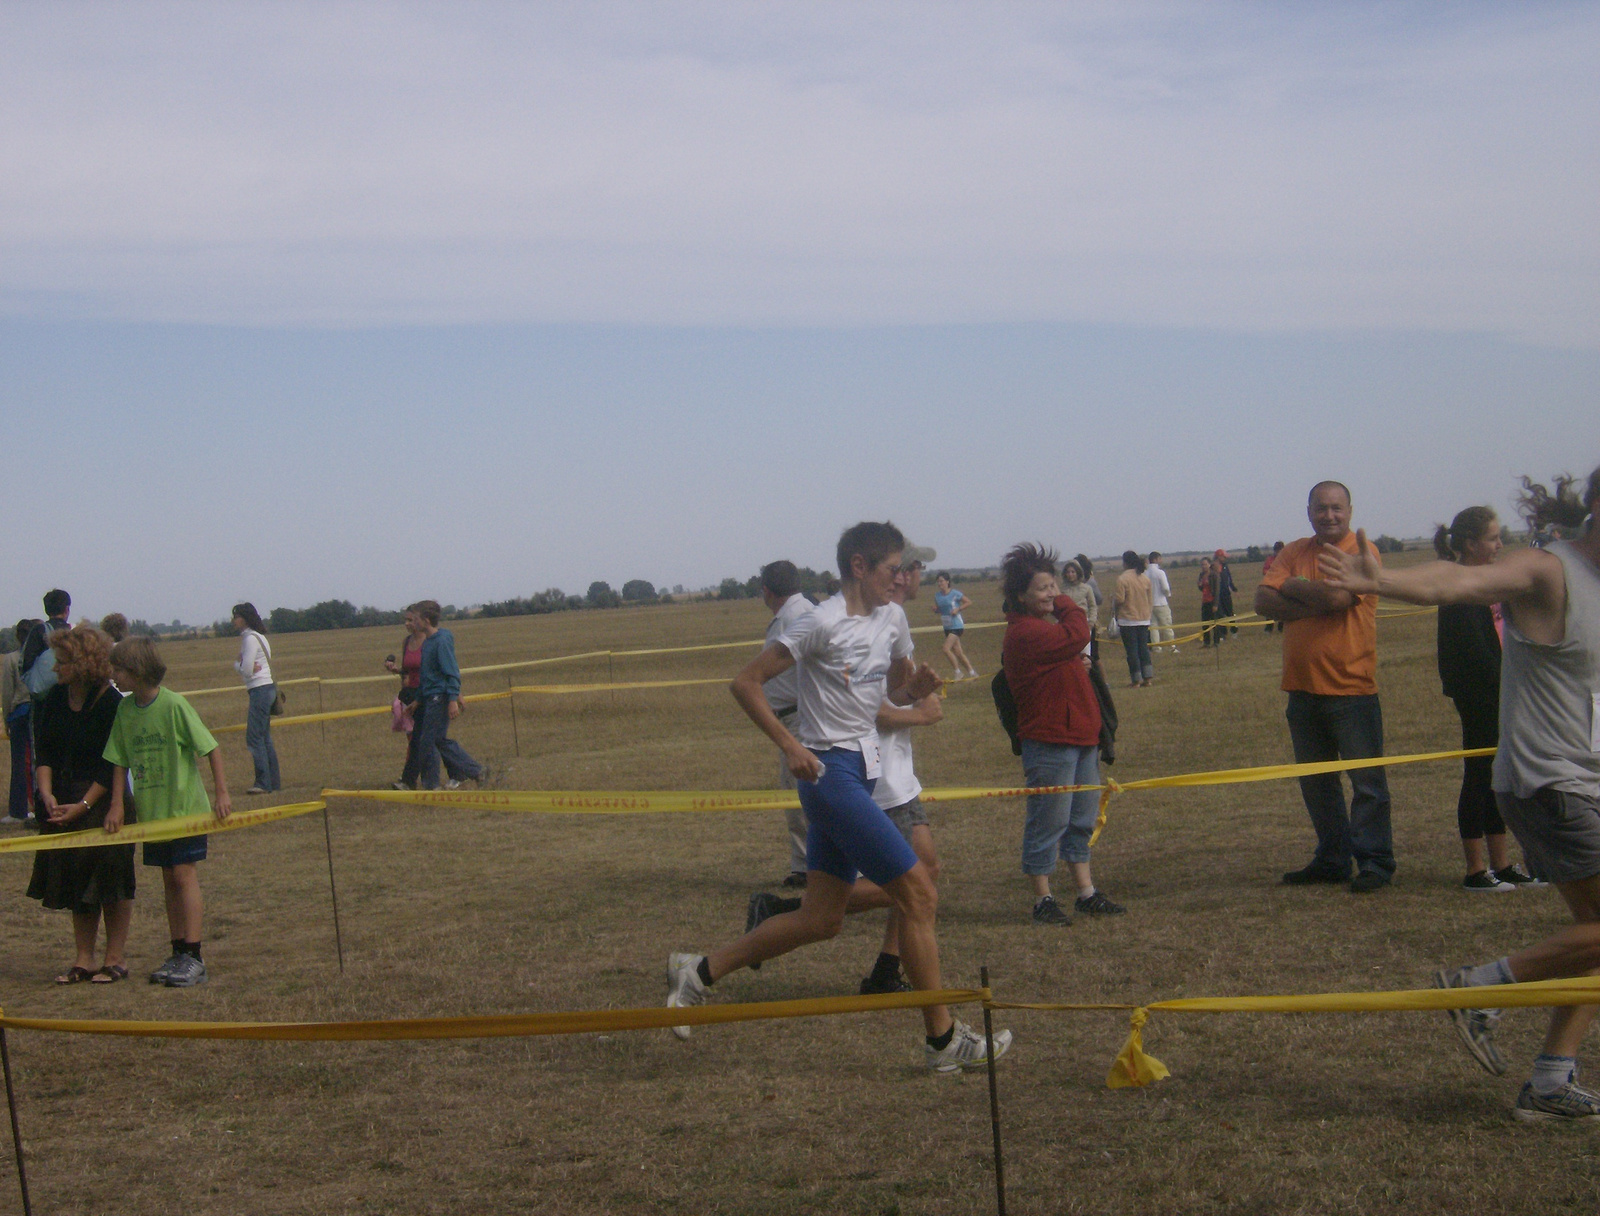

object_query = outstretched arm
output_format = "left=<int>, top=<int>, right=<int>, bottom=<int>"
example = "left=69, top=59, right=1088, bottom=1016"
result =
left=1318, top=529, right=1564, bottom=610
left=730, top=644, right=820, bottom=781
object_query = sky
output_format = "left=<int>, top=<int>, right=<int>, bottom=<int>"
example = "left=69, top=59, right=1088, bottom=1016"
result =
left=3, top=2, right=1597, bottom=625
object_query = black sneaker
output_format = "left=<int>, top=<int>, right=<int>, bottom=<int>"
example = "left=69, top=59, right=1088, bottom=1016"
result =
left=1074, top=891, right=1126, bottom=916
left=1032, top=895, right=1073, bottom=926
left=1281, top=863, right=1350, bottom=885
left=781, top=871, right=807, bottom=889
left=859, top=970, right=913, bottom=995
left=1462, top=869, right=1515, bottom=892
left=1495, top=863, right=1548, bottom=889
left=1349, top=871, right=1392, bottom=894
left=744, top=893, right=801, bottom=971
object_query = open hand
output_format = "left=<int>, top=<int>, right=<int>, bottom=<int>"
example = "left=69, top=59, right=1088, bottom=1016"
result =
left=1316, top=529, right=1381, bottom=594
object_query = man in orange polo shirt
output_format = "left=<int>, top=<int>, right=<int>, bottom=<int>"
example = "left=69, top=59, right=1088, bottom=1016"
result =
left=1255, top=481, right=1394, bottom=893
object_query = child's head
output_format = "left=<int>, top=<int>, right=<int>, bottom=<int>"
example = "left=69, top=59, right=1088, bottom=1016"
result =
left=110, top=635, right=167, bottom=691
left=415, top=600, right=442, bottom=626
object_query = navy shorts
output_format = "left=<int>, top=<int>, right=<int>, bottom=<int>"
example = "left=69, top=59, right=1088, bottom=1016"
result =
left=143, top=835, right=208, bottom=868
left=798, top=748, right=919, bottom=886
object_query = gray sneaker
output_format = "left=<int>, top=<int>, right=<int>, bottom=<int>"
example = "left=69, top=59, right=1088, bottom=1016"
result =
left=1434, top=966, right=1506, bottom=1075
left=666, top=952, right=707, bottom=1041
left=148, top=953, right=184, bottom=984
left=925, top=1020, right=1013, bottom=1073
left=164, top=954, right=208, bottom=988
left=1514, top=1080, right=1600, bottom=1123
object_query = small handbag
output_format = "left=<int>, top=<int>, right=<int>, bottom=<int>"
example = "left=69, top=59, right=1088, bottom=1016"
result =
left=270, top=686, right=287, bottom=716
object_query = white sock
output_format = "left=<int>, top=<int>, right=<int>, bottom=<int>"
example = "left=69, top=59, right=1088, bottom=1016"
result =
left=1464, top=958, right=1516, bottom=987
left=1531, top=1054, right=1579, bottom=1096
left=1077, top=885, right=1095, bottom=900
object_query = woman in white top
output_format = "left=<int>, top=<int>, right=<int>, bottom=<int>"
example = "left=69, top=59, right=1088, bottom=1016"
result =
left=231, top=602, right=280, bottom=795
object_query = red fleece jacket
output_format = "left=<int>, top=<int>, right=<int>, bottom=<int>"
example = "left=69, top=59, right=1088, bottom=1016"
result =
left=1001, top=595, right=1101, bottom=747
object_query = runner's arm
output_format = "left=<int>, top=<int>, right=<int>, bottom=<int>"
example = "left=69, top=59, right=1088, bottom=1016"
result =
left=730, top=644, right=820, bottom=780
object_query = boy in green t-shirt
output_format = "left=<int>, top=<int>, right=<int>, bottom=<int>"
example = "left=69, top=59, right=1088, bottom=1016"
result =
left=103, top=637, right=232, bottom=988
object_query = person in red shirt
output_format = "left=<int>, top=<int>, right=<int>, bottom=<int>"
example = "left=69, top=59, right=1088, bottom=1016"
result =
left=1000, top=543, right=1125, bottom=925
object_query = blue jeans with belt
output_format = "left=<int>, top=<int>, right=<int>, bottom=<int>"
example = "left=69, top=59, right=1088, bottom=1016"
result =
left=245, top=684, right=281, bottom=792
left=1285, top=691, right=1393, bottom=877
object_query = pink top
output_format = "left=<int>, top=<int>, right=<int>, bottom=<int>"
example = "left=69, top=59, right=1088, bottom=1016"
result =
left=400, top=640, right=423, bottom=690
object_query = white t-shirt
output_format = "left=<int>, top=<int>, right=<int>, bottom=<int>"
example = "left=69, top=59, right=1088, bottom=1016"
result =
left=762, top=594, right=814, bottom=714
left=872, top=720, right=921, bottom=809
left=779, top=595, right=913, bottom=752
left=1147, top=564, right=1172, bottom=608
left=236, top=631, right=274, bottom=689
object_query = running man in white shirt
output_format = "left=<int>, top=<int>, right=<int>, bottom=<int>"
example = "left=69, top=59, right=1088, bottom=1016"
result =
left=1147, top=553, right=1176, bottom=652
left=668, top=522, right=1012, bottom=1072
left=746, top=549, right=946, bottom=995
left=758, top=561, right=816, bottom=889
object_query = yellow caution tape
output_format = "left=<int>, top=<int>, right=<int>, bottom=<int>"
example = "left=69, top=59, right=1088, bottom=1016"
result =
left=0, top=802, right=325, bottom=854
left=324, top=745, right=1495, bottom=822
left=0, top=987, right=982, bottom=1041
left=175, top=676, right=323, bottom=699
left=992, top=975, right=1600, bottom=1088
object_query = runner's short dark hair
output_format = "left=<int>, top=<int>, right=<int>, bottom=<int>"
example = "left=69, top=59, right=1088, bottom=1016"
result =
left=835, top=522, right=905, bottom=580
left=759, top=561, right=801, bottom=598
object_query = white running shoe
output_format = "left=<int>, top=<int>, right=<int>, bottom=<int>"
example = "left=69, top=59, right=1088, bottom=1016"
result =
left=925, top=1019, right=1013, bottom=1073
left=666, top=952, right=707, bottom=1040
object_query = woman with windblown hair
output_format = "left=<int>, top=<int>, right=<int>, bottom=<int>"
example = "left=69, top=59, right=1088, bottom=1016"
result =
left=1433, top=506, right=1540, bottom=892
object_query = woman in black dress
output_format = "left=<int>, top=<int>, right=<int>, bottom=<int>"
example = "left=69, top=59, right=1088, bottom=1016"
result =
left=27, top=624, right=136, bottom=983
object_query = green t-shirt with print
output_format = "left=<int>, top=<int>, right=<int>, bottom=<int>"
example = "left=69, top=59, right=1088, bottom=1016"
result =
left=102, top=687, right=219, bottom=822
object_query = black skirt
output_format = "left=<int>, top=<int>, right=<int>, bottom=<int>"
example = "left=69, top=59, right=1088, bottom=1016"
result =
left=26, top=781, right=136, bottom=914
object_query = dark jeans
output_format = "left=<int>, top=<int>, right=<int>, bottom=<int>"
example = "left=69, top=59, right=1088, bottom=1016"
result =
left=1285, top=691, right=1394, bottom=877
left=1200, top=603, right=1218, bottom=646
left=6, top=709, right=31, bottom=820
left=1452, top=694, right=1504, bottom=840
left=414, top=694, right=483, bottom=790
left=1119, top=624, right=1152, bottom=683
left=245, top=684, right=281, bottom=791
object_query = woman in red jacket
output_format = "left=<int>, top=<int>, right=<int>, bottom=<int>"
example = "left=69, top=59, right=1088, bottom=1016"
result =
left=1000, top=543, right=1126, bottom=926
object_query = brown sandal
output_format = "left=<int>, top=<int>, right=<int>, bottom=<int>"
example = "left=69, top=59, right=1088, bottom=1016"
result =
left=91, top=965, right=129, bottom=984
left=55, top=966, right=96, bottom=985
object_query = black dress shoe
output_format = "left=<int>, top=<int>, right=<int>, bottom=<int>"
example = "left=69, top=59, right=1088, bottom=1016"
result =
left=1281, top=863, right=1350, bottom=885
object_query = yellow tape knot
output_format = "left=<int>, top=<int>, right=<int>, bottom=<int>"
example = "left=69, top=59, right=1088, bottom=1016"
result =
left=1088, top=778, right=1122, bottom=848
left=1106, top=1006, right=1171, bottom=1089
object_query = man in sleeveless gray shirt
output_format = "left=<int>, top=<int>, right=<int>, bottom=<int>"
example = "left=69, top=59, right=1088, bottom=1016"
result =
left=1321, top=465, right=1600, bottom=1123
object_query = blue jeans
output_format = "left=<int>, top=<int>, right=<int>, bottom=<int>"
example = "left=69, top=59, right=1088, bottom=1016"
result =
left=1285, top=691, right=1393, bottom=877
left=414, top=694, right=482, bottom=790
left=1119, top=624, right=1152, bottom=684
left=245, top=684, right=281, bottom=791
left=1019, top=739, right=1100, bottom=872
left=6, top=707, right=32, bottom=820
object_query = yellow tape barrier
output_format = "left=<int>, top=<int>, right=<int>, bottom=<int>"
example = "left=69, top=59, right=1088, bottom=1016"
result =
left=0, top=801, right=326, bottom=854
left=992, top=975, right=1600, bottom=1088
left=7, top=972, right=1599, bottom=1092
left=325, top=746, right=1497, bottom=847
left=0, top=987, right=981, bottom=1041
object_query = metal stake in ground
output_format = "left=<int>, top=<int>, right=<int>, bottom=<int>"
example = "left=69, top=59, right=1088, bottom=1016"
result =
left=980, top=965, right=1006, bottom=1216
left=0, top=1026, right=33, bottom=1216
left=316, top=680, right=327, bottom=745
left=506, top=673, right=521, bottom=757
left=321, top=805, right=346, bottom=973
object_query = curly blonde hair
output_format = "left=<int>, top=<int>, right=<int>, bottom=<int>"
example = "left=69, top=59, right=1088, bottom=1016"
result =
left=49, top=624, right=113, bottom=687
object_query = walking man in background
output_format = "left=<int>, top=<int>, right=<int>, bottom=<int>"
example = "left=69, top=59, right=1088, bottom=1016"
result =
left=1147, top=552, right=1175, bottom=652
left=1255, top=482, right=1394, bottom=893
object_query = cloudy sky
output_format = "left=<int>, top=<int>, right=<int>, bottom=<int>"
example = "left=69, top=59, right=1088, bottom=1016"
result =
left=4, top=2, right=1596, bottom=624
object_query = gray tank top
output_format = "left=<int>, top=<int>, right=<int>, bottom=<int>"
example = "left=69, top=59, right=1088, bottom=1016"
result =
left=1494, top=540, right=1600, bottom=799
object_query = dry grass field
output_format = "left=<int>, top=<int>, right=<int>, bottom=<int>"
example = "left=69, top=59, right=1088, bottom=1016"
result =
left=2, top=554, right=1597, bottom=1215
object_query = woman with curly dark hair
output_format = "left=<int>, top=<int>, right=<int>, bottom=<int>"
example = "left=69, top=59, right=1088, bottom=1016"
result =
left=1000, top=543, right=1124, bottom=926
left=26, top=624, right=136, bottom=983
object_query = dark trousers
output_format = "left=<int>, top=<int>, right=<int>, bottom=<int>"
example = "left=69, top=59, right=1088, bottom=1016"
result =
left=1452, top=694, right=1504, bottom=840
left=1285, top=691, right=1394, bottom=877
left=6, top=710, right=31, bottom=820
left=413, top=694, right=483, bottom=790
left=1200, top=603, right=1218, bottom=646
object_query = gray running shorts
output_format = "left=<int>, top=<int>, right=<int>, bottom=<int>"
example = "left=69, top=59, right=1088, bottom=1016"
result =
left=1497, top=787, right=1600, bottom=885
left=883, top=796, right=929, bottom=844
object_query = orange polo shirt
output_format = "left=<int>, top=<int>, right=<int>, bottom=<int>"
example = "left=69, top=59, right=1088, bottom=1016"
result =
left=1259, top=532, right=1380, bottom=696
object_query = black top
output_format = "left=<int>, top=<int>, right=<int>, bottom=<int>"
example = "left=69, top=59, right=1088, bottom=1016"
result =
left=1437, top=602, right=1500, bottom=702
left=33, top=681, right=123, bottom=832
